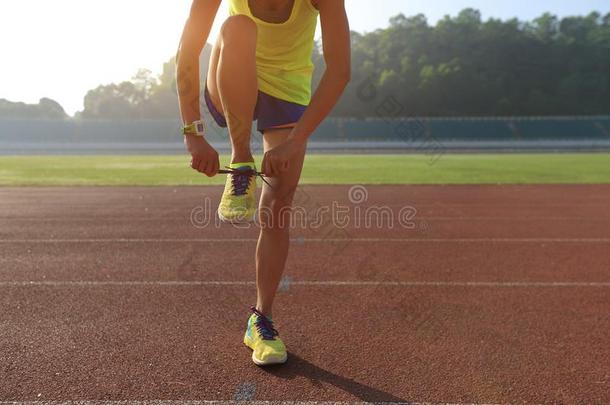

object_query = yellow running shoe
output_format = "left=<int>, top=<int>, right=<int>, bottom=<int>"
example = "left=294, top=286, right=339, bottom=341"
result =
left=243, top=306, right=287, bottom=366
left=218, top=162, right=257, bottom=223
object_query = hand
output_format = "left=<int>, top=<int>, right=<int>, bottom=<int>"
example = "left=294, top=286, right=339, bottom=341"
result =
left=261, top=136, right=307, bottom=177
left=184, top=134, right=220, bottom=177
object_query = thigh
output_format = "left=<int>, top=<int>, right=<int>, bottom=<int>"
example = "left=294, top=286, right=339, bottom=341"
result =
left=205, top=36, right=225, bottom=117
left=260, top=128, right=306, bottom=204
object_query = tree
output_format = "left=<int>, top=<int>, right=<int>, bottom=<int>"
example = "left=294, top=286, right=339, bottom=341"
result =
left=0, top=98, right=68, bottom=119
left=531, top=13, right=559, bottom=42
left=76, top=43, right=214, bottom=120
left=333, top=9, right=610, bottom=116
left=76, top=9, right=610, bottom=119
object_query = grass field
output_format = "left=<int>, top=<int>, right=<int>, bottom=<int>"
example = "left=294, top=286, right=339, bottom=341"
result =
left=1, top=154, right=610, bottom=185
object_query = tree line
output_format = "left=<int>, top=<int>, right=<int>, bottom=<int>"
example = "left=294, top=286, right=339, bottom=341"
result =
left=339, top=9, right=610, bottom=117
left=3, top=9, right=609, bottom=119
left=0, top=98, right=67, bottom=119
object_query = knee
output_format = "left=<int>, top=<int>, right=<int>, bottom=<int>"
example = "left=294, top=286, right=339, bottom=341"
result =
left=259, top=194, right=295, bottom=232
left=220, top=15, right=257, bottom=45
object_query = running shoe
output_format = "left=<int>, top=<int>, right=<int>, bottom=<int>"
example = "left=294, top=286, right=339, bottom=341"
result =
left=218, top=162, right=258, bottom=223
left=243, top=306, right=287, bottom=366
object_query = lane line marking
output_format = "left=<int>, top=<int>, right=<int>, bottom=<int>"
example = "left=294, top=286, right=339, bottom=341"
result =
left=3, top=216, right=610, bottom=221
left=0, top=401, right=505, bottom=405
left=0, top=281, right=608, bottom=288
left=1, top=238, right=610, bottom=244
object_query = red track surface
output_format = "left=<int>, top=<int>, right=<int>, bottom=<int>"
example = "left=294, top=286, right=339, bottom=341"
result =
left=0, top=185, right=609, bottom=403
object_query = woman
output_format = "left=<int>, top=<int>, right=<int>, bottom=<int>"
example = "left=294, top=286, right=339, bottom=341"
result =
left=176, top=0, right=350, bottom=366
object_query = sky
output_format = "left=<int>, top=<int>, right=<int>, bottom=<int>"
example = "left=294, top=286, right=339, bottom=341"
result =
left=0, top=0, right=608, bottom=116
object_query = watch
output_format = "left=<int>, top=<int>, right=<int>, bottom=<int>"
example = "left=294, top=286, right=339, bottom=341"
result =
left=183, top=120, right=206, bottom=137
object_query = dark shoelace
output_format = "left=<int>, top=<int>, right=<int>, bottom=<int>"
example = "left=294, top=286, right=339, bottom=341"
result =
left=218, top=167, right=272, bottom=195
left=250, top=306, right=279, bottom=340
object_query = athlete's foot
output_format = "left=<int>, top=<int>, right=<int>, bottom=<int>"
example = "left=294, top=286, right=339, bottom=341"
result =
left=218, top=162, right=258, bottom=223
left=243, top=306, right=287, bottom=366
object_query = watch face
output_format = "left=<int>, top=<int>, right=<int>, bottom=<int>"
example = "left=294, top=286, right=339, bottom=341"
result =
left=196, top=123, right=205, bottom=133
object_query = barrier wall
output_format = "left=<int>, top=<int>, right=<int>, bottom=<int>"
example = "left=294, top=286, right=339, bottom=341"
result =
left=1, top=116, right=609, bottom=154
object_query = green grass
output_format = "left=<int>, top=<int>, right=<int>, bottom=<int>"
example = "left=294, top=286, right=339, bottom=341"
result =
left=1, top=154, right=610, bottom=186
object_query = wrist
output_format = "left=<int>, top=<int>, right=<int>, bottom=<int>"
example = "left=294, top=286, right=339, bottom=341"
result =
left=182, top=114, right=201, bottom=124
left=185, top=133, right=205, bottom=143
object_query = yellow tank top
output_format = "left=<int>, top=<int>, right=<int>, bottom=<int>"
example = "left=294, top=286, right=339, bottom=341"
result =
left=228, top=0, right=319, bottom=106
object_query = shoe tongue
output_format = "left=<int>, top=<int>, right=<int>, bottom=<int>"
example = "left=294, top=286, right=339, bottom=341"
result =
left=251, top=313, right=272, bottom=322
left=230, top=162, right=256, bottom=170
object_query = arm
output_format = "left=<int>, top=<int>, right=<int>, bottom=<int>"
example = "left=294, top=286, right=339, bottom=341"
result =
left=262, top=0, right=351, bottom=176
left=292, top=0, right=351, bottom=142
left=177, top=0, right=220, bottom=124
left=176, top=0, right=222, bottom=177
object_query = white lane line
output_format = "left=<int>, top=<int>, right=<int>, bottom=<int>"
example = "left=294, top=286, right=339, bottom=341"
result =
left=1, top=238, right=610, bottom=244
left=0, top=280, right=608, bottom=288
left=3, top=216, right=610, bottom=221
left=0, top=401, right=505, bottom=405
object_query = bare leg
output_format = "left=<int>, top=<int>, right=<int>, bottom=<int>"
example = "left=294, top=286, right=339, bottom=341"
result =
left=256, top=128, right=306, bottom=317
left=206, top=15, right=258, bottom=164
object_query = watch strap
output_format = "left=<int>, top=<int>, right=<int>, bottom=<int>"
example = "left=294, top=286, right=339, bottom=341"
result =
left=183, top=120, right=205, bottom=136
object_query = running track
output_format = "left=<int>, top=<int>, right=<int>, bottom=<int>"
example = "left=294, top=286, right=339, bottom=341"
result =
left=0, top=185, right=609, bottom=404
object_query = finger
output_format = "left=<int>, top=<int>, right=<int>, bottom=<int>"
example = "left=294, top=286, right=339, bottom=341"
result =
left=268, top=158, right=278, bottom=177
left=263, top=156, right=272, bottom=177
left=204, top=158, right=215, bottom=177
left=191, top=158, right=201, bottom=170
left=279, top=160, right=289, bottom=173
left=200, top=157, right=210, bottom=175
left=210, top=157, right=220, bottom=177
left=195, top=160, right=205, bottom=174
left=261, top=155, right=270, bottom=176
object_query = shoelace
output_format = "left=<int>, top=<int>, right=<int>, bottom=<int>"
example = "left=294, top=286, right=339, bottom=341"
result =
left=250, top=306, right=279, bottom=340
left=218, top=167, right=272, bottom=195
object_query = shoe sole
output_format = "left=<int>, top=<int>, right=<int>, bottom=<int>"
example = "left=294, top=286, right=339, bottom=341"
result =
left=217, top=210, right=256, bottom=224
left=252, top=350, right=287, bottom=366
left=243, top=337, right=287, bottom=366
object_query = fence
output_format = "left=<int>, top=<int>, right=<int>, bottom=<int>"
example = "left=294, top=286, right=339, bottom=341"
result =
left=1, top=116, right=609, bottom=154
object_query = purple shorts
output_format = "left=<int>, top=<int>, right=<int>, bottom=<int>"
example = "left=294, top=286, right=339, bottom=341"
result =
left=204, top=86, right=307, bottom=133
